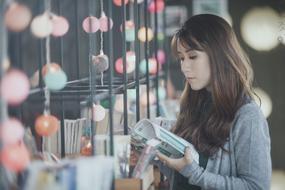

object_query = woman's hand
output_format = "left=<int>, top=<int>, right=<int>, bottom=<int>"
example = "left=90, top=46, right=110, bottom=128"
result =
left=156, top=147, right=193, bottom=171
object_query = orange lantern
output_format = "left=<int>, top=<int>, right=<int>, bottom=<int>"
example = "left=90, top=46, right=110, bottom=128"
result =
left=35, top=114, right=60, bottom=136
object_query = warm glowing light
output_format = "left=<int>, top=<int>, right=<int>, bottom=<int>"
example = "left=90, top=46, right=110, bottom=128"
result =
left=241, top=7, right=279, bottom=51
left=42, top=63, right=61, bottom=76
left=115, top=51, right=136, bottom=74
left=121, top=20, right=135, bottom=42
left=138, top=27, right=154, bottom=42
left=30, top=13, right=53, bottom=38
left=139, top=58, right=158, bottom=74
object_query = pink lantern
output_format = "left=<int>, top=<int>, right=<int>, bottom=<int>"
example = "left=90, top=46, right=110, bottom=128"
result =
left=51, top=16, right=69, bottom=37
left=4, top=2, right=32, bottom=32
left=154, top=49, right=166, bottom=64
left=148, top=0, right=165, bottom=13
left=113, top=0, right=129, bottom=6
left=1, top=118, right=25, bottom=145
left=1, top=143, right=30, bottom=173
left=115, top=52, right=136, bottom=74
left=99, top=13, right=113, bottom=32
left=35, top=114, right=60, bottom=136
left=0, top=69, right=30, bottom=105
left=82, top=16, right=100, bottom=33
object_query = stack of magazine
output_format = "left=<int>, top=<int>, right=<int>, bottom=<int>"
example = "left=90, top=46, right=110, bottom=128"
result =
left=131, top=118, right=199, bottom=163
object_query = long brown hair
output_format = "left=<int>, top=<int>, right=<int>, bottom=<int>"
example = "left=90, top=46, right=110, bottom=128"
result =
left=171, top=14, right=254, bottom=156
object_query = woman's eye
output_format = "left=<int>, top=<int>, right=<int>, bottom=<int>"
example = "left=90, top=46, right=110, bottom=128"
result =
left=189, top=56, right=197, bottom=59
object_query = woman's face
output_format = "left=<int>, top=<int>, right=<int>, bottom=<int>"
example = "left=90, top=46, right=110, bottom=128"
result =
left=177, top=40, right=211, bottom=91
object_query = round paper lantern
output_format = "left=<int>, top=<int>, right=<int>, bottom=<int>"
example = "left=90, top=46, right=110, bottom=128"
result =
left=139, top=58, right=158, bottom=74
left=31, top=13, right=53, bottom=38
left=35, top=114, right=60, bottom=136
left=241, top=7, right=279, bottom=51
left=92, top=54, right=109, bottom=72
left=92, top=104, right=106, bottom=121
left=44, top=69, right=67, bottom=91
left=154, top=49, right=166, bottom=64
left=115, top=52, right=136, bottom=74
left=99, top=14, right=113, bottom=32
left=1, top=118, right=25, bottom=145
left=121, top=21, right=135, bottom=42
left=41, top=63, right=61, bottom=77
left=51, top=16, right=69, bottom=37
left=1, top=143, right=30, bottom=172
left=4, top=3, right=32, bottom=32
left=138, top=27, right=154, bottom=42
left=253, top=88, right=272, bottom=118
left=140, top=91, right=156, bottom=106
left=148, top=0, right=165, bottom=13
left=0, top=69, right=30, bottom=105
left=82, top=16, right=100, bottom=33
left=113, top=0, right=129, bottom=6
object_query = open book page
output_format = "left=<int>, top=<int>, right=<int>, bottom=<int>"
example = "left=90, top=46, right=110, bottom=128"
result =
left=131, top=119, right=199, bottom=163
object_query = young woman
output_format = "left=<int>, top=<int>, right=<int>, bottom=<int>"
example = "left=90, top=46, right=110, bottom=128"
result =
left=155, top=14, right=272, bottom=190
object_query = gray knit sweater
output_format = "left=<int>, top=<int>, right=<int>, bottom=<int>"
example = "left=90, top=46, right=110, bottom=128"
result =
left=154, top=101, right=272, bottom=190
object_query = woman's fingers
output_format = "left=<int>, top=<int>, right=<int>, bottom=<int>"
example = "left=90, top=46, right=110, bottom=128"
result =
left=156, top=151, right=171, bottom=166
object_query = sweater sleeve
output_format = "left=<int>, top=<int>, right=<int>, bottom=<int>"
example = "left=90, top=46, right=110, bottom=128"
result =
left=179, top=105, right=272, bottom=190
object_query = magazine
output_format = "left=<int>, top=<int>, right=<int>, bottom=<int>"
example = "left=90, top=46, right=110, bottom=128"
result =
left=131, top=119, right=199, bottom=163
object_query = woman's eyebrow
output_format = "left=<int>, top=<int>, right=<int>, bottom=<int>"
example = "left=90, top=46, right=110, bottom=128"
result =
left=177, top=49, right=195, bottom=54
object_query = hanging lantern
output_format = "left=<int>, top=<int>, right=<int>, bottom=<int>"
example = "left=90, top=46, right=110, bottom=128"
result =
left=0, top=69, right=30, bottom=105
left=115, top=51, right=136, bottom=74
left=138, top=27, right=154, bottom=42
left=4, top=2, right=32, bottom=32
left=1, top=118, right=25, bottom=145
left=99, top=13, right=113, bottom=32
left=121, top=20, right=135, bottom=42
left=154, top=49, right=166, bottom=65
left=113, top=0, right=129, bottom=6
left=92, top=54, right=109, bottom=73
left=51, top=15, right=69, bottom=37
left=82, top=16, right=100, bottom=33
left=92, top=104, right=106, bottom=122
left=139, top=58, right=158, bottom=74
left=41, top=63, right=61, bottom=77
left=1, top=143, right=30, bottom=173
left=148, top=0, right=165, bottom=13
left=30, top=13, right=53, bottom=38
left=35, top=114, right=60, bottom=136
left=44, top=69, right=67, bottom=91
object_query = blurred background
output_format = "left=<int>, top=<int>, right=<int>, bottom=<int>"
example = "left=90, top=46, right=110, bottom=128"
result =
left=1, top=0, right=285, bottom=189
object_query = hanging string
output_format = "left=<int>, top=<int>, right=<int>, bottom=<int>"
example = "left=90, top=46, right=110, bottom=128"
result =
left=99, top=0, right=104, bottom=86
left=43, top=0, right=51, bottom=115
